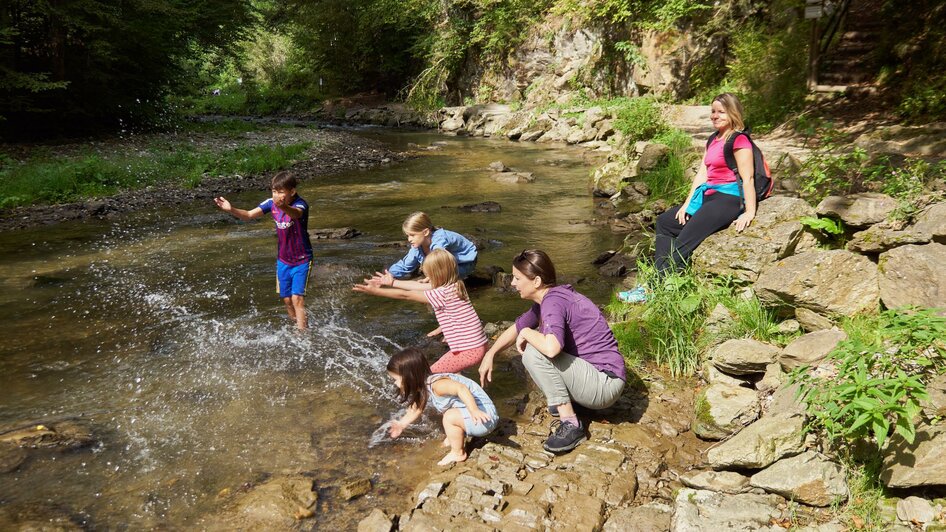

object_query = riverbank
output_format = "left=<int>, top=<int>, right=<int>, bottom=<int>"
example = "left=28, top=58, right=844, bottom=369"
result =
left=0, top=123, right=407, bottom=231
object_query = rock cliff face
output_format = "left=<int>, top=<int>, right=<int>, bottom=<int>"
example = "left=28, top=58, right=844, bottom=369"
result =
left=451, top=12, right=727, bottom=106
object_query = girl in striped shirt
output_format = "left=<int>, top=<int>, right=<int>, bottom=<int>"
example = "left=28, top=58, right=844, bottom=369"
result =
left=353, top=249, right=488, bottom=373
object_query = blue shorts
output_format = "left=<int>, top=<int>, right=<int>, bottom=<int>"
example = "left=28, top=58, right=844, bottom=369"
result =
left=276, top=259, right=312, bottom=299
left=460, top=406, right=499, bottom=437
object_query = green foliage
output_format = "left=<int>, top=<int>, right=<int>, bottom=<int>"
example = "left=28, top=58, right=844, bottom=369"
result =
left=554, top=0, right=710, bottom=30
left=792, top=308, right=946, bottom=448
left=608, top=263, right=780, bottom=377
left=1, top=0, right=255, bottom=137
left=836, top=454, right=886, bottom=531
left=613, top=41, right=646, bottom=67
left=875, top=0, right=946, bottom=123
left=631, top=128, right=695, bottom=204
left=726, top=21, right=809, bottom=131
left=611, top=96, right=669, bottom=141
left=800, top=216, right=845, bottom=236
left=898, top=72, right=946, bottom=121
left=800, top=130, right=946, bottom=202
left=0, top=142, right=310, bottom=209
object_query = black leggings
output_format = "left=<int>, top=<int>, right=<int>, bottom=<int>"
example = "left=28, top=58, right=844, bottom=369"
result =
left=654, top=192, right=741, bottom=274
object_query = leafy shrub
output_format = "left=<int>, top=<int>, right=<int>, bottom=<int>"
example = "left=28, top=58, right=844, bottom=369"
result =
left=898, top=73, right=946, bottom=121
left=608, top=263, right=780, bottom=377
left=800, top=131, right=946, bottom=203
left=727, top=23, right=808, bottom=131
left=792, top=308, right=946, bottom=448
left=800, top=215, right=847, bottom=248
left=612, top=95, right=669, bottom=141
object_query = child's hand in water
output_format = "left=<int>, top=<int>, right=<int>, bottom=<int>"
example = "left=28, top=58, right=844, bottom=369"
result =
left=352, top=283, right=379, bottom=294
left=389, top=420, right=407, bottom=438
left=468, top=408, right=492, bottom=426
left=367, top=270, right=395, bottom=287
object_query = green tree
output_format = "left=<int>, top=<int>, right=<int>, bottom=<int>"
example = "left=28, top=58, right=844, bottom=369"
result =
left=0, top=0, right=254, bottom=138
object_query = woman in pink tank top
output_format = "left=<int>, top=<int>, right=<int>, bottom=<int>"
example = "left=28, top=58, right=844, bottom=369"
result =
left=619, top=93, right=757, bottom=303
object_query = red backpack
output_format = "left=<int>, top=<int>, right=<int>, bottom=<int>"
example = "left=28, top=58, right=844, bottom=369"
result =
left=705, top=130, right=774, bottom=209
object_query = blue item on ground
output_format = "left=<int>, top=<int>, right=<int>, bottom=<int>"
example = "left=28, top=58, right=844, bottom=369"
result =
left=617, top=286, right=647, bottom=304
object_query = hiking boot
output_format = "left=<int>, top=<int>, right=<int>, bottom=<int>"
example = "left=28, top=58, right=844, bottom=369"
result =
left=543, top=420, right=587, bottom=453
left=548, top=403, right=593, bottom=418
left=617, top=286, right=647, bottom=304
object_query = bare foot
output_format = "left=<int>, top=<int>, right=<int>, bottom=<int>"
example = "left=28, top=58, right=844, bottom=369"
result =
left=437, top=451, right=467, bottom=466
left=442, top=437, right=450, bottom=448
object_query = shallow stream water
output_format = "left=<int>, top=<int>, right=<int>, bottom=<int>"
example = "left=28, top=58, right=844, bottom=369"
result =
left=0, top=129, right=625, bottom=528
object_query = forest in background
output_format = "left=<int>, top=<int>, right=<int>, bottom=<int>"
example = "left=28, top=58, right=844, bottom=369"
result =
left=1, top=0, right=945, bottom=139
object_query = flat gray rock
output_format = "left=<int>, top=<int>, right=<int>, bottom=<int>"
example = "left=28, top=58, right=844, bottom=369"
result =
left=756, top=249, right=880, bottom=317
left=749, top=451, right=848, bottom=507
left=779, top=329, right=847, bottom=370
left=710, top=338, right=781, bottom=375
left=816, top=192, right=897, bottom=228
left=707, top=413, right=805, bottom=470
left=671, top=488, right=784, bottom=531
left=693, top=383, right=760, bottom=440
left=878, top=243, right=946, bottom=315
left=882, top=424, right=946, bottom=489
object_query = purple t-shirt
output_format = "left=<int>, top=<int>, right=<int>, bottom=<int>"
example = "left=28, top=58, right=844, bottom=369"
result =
left=515, top=285, right=626, bottom=381
left=259, top=196, right=312, bottom=266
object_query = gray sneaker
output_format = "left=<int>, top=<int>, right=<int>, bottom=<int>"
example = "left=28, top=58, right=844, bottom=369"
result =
left=543, top=420, right=586, bottom=453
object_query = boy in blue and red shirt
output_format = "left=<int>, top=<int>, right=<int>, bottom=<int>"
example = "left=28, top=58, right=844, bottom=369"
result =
left=214, top=171, right=313, bottom=330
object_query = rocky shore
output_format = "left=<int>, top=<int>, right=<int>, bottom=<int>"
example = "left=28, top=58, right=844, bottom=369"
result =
left=0, top=127, right=407, bottom=231
left=317, top=101, right=946, bottom=531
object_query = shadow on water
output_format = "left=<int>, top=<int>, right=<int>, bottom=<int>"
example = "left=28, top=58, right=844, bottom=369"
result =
left=0, top=129, right=628, bottom=528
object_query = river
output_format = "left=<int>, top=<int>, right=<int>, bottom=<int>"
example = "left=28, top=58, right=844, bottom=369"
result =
left=0, top=128, right=625, bottom=529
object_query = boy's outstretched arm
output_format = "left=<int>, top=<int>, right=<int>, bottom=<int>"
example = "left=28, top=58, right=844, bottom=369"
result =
left=214, top=197, right=264, bottom=222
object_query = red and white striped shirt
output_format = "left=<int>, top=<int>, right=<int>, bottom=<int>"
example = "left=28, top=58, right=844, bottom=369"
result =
left=424, top=284, right=488, bottom=352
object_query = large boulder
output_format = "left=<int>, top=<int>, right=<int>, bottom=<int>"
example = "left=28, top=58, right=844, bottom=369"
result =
left=671, top=489, right=784, bottom=532
left=636, top=142, right=671, bottom=171
left=795, top=307, right=835, bottom=332
left=611, top=181, right=650, bottom=214
left=749, top=451, right=849, bottom=507
left=846, top=222, right=930, bottom=254
left=779, top=329, right=847, bottom=370
left=755, top=250, right=880, bottom=317
left=592, top=161, right=632, bottom=197
left=710, top=339, right=781, bottom=376
left=680, top=471, right=751, bottom=494
left=847, top=200, right=946, bottom=253
left=816, top=193, right=898, bottom=228
left=214, top=475, right=319, bottom=528
left=707, top=413, right=806, bottom=470
left=881, top=424, right=946, bottom=489
left=912, top=201, right=946, bottom=240
left=694, top=383, right=760, bottom=440
left=878, top=243, right=946, bottom=314
left=692, top=197, right=817, bottom=282
left=439, top=107, right=466, bottom=132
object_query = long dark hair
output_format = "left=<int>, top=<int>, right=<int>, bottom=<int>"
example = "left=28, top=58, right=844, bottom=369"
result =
left=386, top=348, right=432, bottom=411
left=513, top=249, right=557, bottom=286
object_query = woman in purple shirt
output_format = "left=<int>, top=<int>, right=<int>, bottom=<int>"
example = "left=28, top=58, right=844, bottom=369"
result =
left=478, top=249, right=626, bottom=453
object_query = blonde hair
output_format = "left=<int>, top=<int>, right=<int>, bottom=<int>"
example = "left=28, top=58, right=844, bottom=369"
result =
left=712, top=93, right=746, bottom=140
left=421, top=249, right=469, bottom=301
left=402, top=212, right=435, bottom=234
